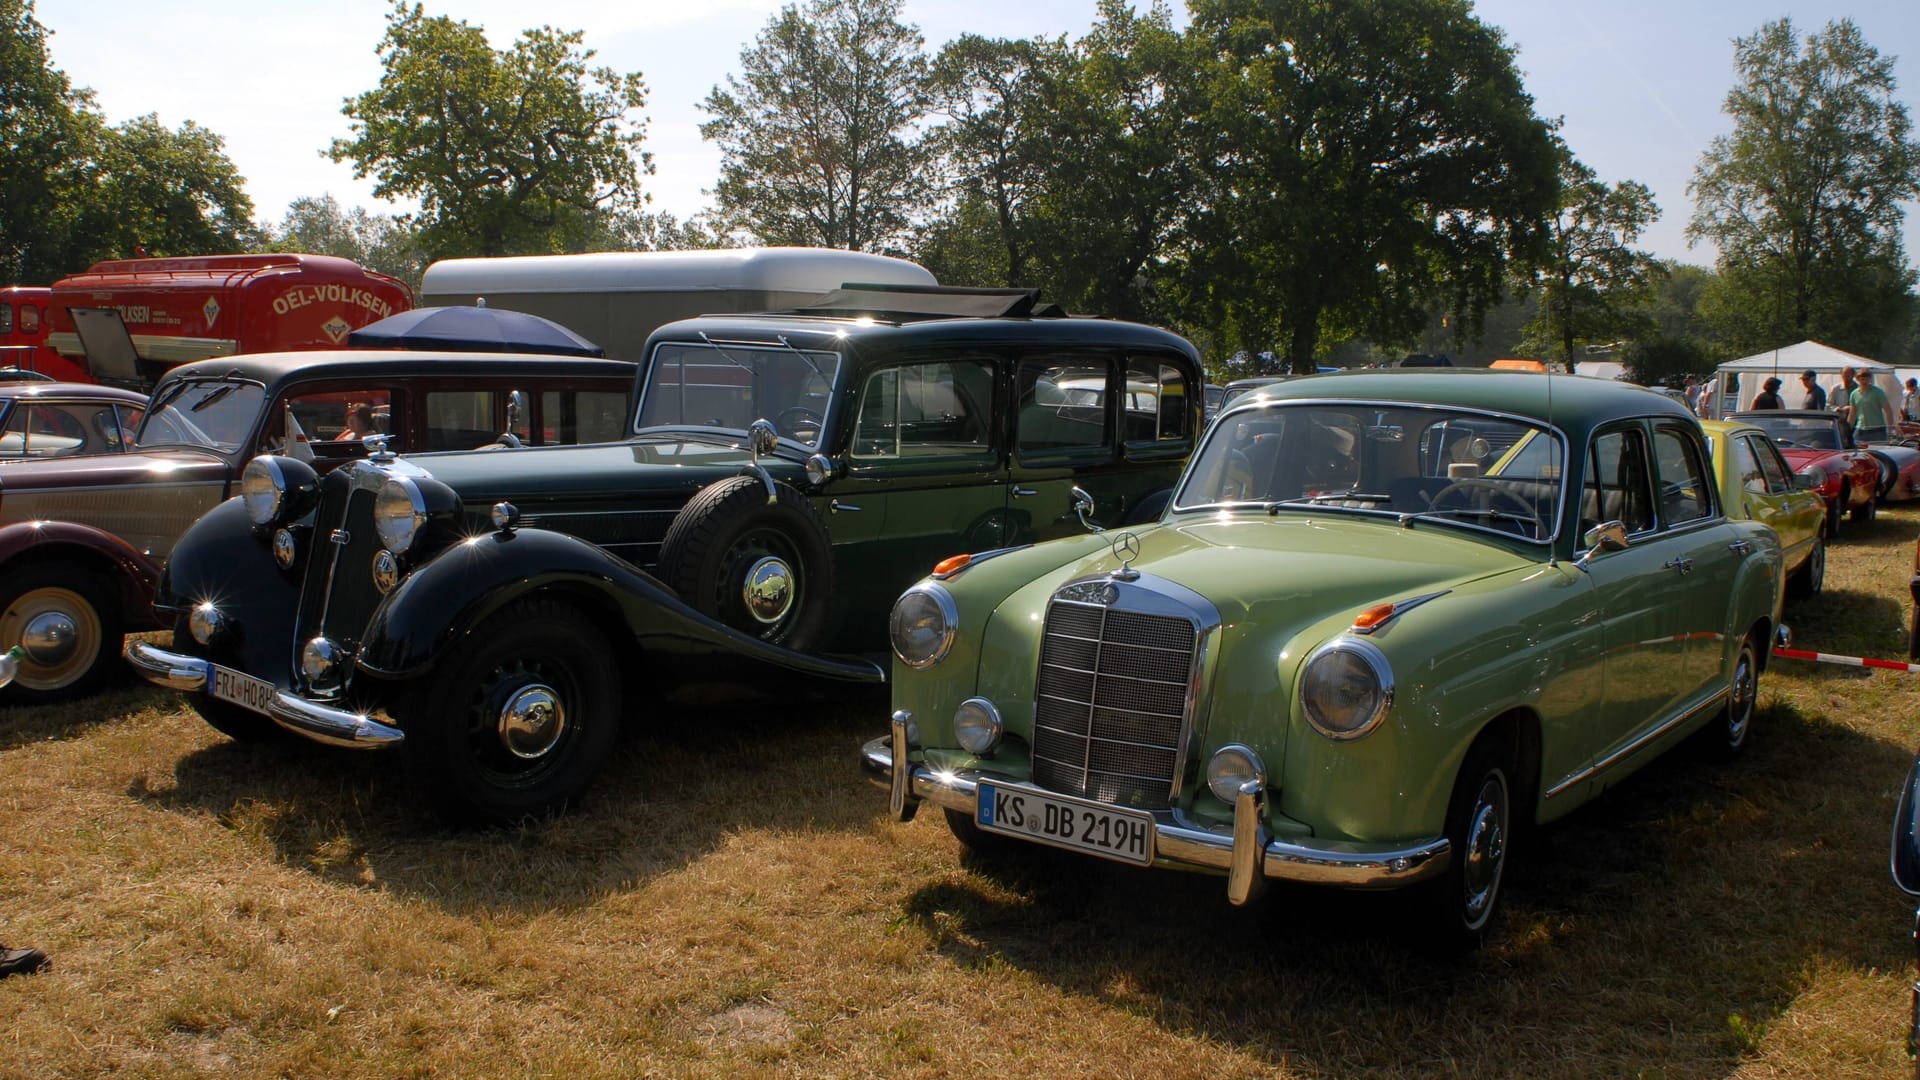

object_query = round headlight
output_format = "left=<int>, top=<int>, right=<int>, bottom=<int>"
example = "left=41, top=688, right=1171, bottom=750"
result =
left=953, top=697, right=1003, bottom=755
left=1206, top=744, right=1265, bottom=803
left=374, top=477, right=427, bottom=553
left=240, top=456, right=287, bottom=526
left=889, top=582, right=957, bottom=668
left=188, top=601, right=224, bottom=645
left=1798, top=464, right=1828, bottom=490
left=1299, top=638, right=1394, bottom=740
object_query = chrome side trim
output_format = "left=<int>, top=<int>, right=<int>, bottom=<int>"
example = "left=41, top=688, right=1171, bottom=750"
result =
left=861, top=735, right=1450, bottom=894
left=126, top=640, right=404, bottom=749
left=1543, top=687, right=1730, bottom=800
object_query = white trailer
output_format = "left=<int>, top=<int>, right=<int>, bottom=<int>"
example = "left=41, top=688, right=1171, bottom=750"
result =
left=420, top=247, right=938, bottom=361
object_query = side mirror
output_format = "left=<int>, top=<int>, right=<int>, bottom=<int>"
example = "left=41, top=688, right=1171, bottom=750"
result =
left=1071, top=485, right=1105, bottom=533
left=1574, top=520, right=1629, bottom=570
left=748, top=419, right=779, bottom=458
left=1893, top=752, right=1920, bottom=896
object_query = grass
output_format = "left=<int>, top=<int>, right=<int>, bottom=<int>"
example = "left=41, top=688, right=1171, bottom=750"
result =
left=6, top=509, right=1920, bottom=1077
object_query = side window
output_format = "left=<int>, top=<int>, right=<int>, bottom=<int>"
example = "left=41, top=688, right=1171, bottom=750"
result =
left=19, top=305, right=39, bottom=333
left=1583, top=426, right=1656, bottom=535
left=1122, top=354, right=1192, bottom=446
left=1754, top=437, right=1793, bottom=494
left=1729, top=434, right=1766, bottom=497
left=540, top=390, right=628, bottom=445
left=1017, top=354, right=1112, bottom=457
left=850, top=359, right=995, bottom=462
left=1, top=403, right=91, bottom=457
left=277, top=389, right=396, bottom=458
left=113, top=404, right=144, bottom=448
left=426, top=390, right=498, bottom=451
left=0, top=304, right=12, bottom=335
left=1652, top=424, right=1712, bottom=525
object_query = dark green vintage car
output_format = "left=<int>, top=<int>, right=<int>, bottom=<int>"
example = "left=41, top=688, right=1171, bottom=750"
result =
left=129, top=287, right=1203, bottom=824
left=865, top=370, right=1786, bottom=948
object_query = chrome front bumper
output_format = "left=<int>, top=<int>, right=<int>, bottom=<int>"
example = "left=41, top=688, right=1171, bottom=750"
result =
left=862, top=711, right=1450, bottom=905
left=126, top=640, right=404, bottom=748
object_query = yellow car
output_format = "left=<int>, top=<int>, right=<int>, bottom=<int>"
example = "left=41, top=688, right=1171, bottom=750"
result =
left=1701, top=419, right=1827, bottom=600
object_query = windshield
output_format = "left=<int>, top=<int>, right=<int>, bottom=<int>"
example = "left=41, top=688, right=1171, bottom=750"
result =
left=133, top=379, right=266, bottom=453
left=1176, top=401, right=1564, bottom=543
left=635, top=341, right=842, bottom=448
left=1740, top=413, right=1844, bottom=450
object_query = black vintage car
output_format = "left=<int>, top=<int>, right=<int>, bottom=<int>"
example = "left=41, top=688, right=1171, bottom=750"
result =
left=130, top=287, right=1204, bottom=824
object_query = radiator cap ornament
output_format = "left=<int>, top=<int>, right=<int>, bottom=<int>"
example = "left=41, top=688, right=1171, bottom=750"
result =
left=1109, top=530, right=1141, bottom=582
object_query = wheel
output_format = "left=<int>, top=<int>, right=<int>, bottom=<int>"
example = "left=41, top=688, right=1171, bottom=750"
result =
left=943, top=806, right=1026, bottom=859
left=1698, top=633, right=1760, bottom=760
left=0, top=563, right=122, bottom=704
left=400, top=596, right=621, bottom=826
left=656, top=476, right=834, bottom=651
left=167, top=614, right=288, bottom=741
left=1910, top=602, right=1920, bottom=662
left=1827, top=491, right=1845, bottom=538
left=1787, top=536, right=1825, bottom=600
left=1851, top=492, right=1876, bottom=524
left=1416, top=734, right=1514, bottom=952
left=773, top=406, right=823, bottom=443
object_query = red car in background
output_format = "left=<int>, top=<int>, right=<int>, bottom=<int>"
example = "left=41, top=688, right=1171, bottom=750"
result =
left=1731, top=409, right=1880, bottom=536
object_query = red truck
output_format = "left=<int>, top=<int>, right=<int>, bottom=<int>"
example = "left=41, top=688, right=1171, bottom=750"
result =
left=45, top=253, right=412, bottom=385
left=0, top=286, right=87, bottom=381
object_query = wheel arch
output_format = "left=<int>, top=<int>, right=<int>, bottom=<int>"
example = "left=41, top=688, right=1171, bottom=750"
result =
left=1469, top=707, right=1541, bottom=828
left=0, top=521, right=159, bottom=627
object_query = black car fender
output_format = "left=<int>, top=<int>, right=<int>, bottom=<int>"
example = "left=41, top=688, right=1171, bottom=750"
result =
left=158, top=497, right=303, bottom=682
left=354, top=525, right=885, bottom=686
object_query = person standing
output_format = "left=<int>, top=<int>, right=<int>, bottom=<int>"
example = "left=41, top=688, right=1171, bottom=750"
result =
left=1799, top=369, right=1828, bottom=410
left=1832, top=367, right=1858, bottom=425
left=1903, top=377, right=1918, bottom=423
left=1751, top=376, right=1784, bottom=409
left=1852, top=369, right=1895, bottom=443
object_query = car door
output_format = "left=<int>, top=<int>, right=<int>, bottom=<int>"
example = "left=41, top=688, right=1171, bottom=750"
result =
left=824, top=354, right=1006, bottom=643
left=1650, top=420, right=1746, bottom=708
left=1733, top=430, right=1819, bottom=580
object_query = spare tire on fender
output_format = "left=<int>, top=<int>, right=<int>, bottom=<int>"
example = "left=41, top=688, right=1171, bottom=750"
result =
left=655, top=475, right=834, bottom=651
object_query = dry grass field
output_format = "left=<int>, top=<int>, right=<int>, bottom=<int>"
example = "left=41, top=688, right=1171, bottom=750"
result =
left=7, top=507, right=1920, bottom=1078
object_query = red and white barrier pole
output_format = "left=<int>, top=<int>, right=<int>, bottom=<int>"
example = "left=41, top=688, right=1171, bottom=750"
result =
left=1775, top=646, right=1920, bottom=674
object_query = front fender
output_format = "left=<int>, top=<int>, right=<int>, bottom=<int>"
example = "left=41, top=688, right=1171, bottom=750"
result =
left=0, top=518, right=162, bottom=627
left=356, top=526, right=885, bottom=685
left=159, top=497, right=302, bottom=682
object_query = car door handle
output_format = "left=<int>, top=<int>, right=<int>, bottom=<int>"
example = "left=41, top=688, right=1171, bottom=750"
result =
left=1011, top=487, right=1038, bottom=497
left=829, top=500, right=862, bottom=513
left=1727, top=539, right=1752, bottom=555
left=1664, top=556, right=1694, bottom=575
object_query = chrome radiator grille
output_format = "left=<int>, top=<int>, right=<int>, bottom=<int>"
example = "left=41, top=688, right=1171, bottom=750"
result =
left=1030, top=598, right=1198, bottom=808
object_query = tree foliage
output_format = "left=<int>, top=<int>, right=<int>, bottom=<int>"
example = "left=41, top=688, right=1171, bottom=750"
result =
left=1519, top=156, right=1662, bottom=371
left=266, top=194, right=425, bottom=289
left=83, top=114, right=257, bottom=259
left=330, top=2, right=652, bottom=259
left=701, top=0, right=930, bottom=251
left=0, top=0, right=88, bottom=281
left=1178, top=0, right=1561, bottom=373
left=1687, top=17, right=1920, bottom=356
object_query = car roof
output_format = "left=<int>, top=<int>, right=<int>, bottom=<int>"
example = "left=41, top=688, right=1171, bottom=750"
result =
left=1233, top=368, right=1696, bottom=434
left=151, top=350, right=639, bottom=391
left=2, top=380, right=148, bottom=404
left=646, top=309, right=1200, bottom=362
left=1730, top=409, right=1840, bottom=421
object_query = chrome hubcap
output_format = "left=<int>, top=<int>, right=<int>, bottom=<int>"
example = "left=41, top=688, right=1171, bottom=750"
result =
left=1462, top=774, right=1508, bottom=924
left=498, top=683, right=566, bottom=759
left=21, top=610, right=79, bottom=665
left=742, top=555, right=795, bottom=624
left=1728, top=650, right=1755, bottom=746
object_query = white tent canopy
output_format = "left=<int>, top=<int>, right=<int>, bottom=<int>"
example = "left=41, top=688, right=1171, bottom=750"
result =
left=1709, top=340, right=1895, bottom=414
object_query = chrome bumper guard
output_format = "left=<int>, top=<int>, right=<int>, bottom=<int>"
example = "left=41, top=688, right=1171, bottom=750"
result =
left=126, top=640, right=404, bottom=749
left=862, top=711, right=1450, bottom=904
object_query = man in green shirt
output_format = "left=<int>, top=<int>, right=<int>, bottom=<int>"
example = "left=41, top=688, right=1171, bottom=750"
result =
left=1852, top=369, right=1895, bottom=443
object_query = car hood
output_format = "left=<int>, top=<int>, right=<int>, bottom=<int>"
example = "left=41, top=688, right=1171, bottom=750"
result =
left=0, top=447, right=229, bottom=493
left=1777, top=447, right=1861, bottom=470
left=402, top=435, right=806, bottom=502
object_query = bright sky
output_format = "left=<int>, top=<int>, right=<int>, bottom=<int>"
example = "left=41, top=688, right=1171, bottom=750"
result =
left=32, top=0, right=1920, bottom=267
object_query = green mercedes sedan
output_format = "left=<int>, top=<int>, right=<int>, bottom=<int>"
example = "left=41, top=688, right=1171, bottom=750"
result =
left=865, top=370, right=1786, bottom=949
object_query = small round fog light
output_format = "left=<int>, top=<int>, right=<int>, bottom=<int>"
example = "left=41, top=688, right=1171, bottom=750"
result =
left=953, top=697, right=1003, bottom=755
left=189, top=602, right=223, bottom=645
left=491, top=501, right=520, bottom=531
left=272, top=528, right=298, bottom=569
left=1206, top=744, right=1266, bottom=804
left=371, top=549, right=400, bottom=593
left=302, top=635, right=344, bottom=691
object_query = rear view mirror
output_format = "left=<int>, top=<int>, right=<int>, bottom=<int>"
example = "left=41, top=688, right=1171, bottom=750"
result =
left=1892, top=751, right=1920, bottom=896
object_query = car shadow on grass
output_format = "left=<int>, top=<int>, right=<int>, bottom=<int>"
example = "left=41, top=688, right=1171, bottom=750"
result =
left=895, top=703, right=1913, bottom=1077
left=126, top=681, right=891, bottom=913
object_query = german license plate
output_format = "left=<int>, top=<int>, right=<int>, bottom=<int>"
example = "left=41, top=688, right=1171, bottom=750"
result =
left=210, top=664, right=276, bottom=716
left=975, top=782, right=1154, bottom=867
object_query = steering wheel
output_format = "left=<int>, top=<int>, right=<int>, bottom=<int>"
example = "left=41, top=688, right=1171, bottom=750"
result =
left=1431, top=479, right=1537, bottom=523
left=1223, top=448, right=1254, bottom=500
left=774, top=406, right=823, bottom=442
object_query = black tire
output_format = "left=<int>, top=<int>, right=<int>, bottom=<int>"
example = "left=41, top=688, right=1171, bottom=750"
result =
left=1787, top=536, right=1826, bottom=600
left=1909, top=602, right=1920, bottom=662
left=0, top=563, right=123, bottom=704
left=1416, top=734, right=1515, bottom=953
left=1699, top=633, right=1760, bottom=760
left=400, top=596, right=621, bottom=826
left=168, top=614, right=288, bottom=742
left=656, top=476, right=833, bottom=651
left=942, top=806, right=1027, bottom=859
left=1852, top=492, right=1877, bottom=524
left=1123, top=489, right=1172, bottom=526
left=1827, top=491, right=1845, bottom=538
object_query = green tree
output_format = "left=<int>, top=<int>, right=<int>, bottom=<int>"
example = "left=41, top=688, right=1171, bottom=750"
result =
left=267, top=194, right=425, bottom=288
left=0, top=0, right=94, bottom=281
left=700, top=0, right=931, bottom=251
left=1687, top=17, right=1920, bottom=355
left=1519, top=156, right=1662, bottom=371
left=1179, top=0, right=1561, bottom=373
left=330, top=2, right=653, bottom=259
left=79, top=114, right=257, bottom=258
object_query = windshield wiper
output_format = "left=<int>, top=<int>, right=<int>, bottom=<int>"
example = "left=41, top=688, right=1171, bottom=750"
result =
left=1262, top=491, right=1393, bottom=512
left=1397, top=505, right=1542, bottom=535
left=188, top=384, right=238, bottom=411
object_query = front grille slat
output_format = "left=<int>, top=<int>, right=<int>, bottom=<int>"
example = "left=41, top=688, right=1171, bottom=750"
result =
left=1029, top=596, right=1198, bottom=809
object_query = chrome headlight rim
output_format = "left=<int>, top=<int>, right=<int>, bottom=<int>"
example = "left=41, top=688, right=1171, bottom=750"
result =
left=1299, top=636, right=1395, bottom=741
left=373, top=476, right=428, bottom=553
left=240, top=456, right=288, bottom=526
left=1206, top=743, right=1267, bottom=803
left=889, top=581, right=958, bottom=669
left=953, top=697, right=1003, bottom=755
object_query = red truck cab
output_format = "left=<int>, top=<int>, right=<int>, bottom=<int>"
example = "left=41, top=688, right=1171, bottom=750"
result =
left=46, top=254, right=412, bottom=385
left=0, top=286, right=86, bottom=381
